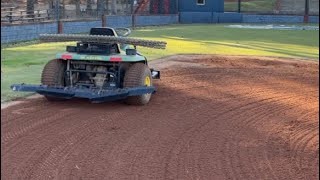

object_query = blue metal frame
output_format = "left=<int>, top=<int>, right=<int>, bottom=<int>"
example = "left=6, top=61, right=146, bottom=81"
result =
left=11, top=84, right=156, bottom=103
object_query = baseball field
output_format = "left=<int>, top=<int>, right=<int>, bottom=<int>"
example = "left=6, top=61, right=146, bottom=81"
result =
left=1, top=24, right=319, bottom=102
left=1, top=24, right=319, bottom=179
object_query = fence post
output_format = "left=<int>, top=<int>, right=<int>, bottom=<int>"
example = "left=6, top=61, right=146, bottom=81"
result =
left=55, top=0, right=63, bottom=33
left=238, top=0, right=241, bottom=13
left=304, top=0, right=309, bottom=23
left=102, top=15, right=106, bottom=27
left=57, top=20, right=63, bottom=34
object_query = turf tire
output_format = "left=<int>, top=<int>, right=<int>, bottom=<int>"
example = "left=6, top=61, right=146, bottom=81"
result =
left=123, top=63, right=152, bottom=105
left=41, top=59, right=66, bottom=101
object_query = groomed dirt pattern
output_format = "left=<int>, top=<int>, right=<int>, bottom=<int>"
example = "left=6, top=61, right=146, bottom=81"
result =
left=1, top=55, right=319, bottom=180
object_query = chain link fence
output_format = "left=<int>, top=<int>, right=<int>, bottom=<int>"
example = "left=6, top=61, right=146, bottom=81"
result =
left=225, top=0, right=319, bottom=16
left=1, top=0, right=318, bottom=24
left=1, top=0, right=178, bottom=24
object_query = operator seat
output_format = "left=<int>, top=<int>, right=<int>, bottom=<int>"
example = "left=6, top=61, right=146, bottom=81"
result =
left=89, top=27, right=120, bottom=54
left=90, top=27, right=118, bottom=37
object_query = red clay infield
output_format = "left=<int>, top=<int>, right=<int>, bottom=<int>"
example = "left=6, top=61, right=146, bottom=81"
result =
left=1, top=55, right=319, bottom=179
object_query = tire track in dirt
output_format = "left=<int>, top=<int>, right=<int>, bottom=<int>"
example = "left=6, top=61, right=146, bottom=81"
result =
left=1, top=106, right=76, bottom=144
left=1, top=55, right=318, bottom=180
left=1, top=105, right=80, bottom=157
left=232, top=96, right=302, bottom=180
left=162, top=90, right=292, bottom=178
left=160, top=58, right=318, bottom=180
left=188, top=96, right=296, bottom=179
left=4, top=107, right=90, bottom=179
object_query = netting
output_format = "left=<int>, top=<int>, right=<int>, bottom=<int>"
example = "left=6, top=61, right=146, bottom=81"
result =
left=1, top=0, right=318, bottom=25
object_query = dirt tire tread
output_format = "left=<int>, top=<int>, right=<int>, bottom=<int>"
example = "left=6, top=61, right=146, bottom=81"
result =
left=41, top=59, right=66, bottom=101
left=123, top=63, right=152, bottom=105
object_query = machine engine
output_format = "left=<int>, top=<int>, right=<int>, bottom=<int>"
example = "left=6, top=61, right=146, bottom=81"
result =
left=92, top=66, right=108, bottom=88
left=67, top=61, right=120, bottom=89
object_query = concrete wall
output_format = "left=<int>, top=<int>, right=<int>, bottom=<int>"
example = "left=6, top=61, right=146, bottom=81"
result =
left=1, top=15, right=178, bottom=44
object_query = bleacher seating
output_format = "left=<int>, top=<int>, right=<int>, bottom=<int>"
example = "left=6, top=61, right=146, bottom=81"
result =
left=1, top=6, right=53, bottom=24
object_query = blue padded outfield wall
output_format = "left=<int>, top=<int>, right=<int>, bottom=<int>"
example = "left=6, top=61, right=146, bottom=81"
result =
left=179, top=12, right=242, bottom=23
left=1, top=15, right=178, bottom=44
left=242, top=15, right=304, bottom=23
left=1, top=23, right=57, bottom=44
left=179, top=13, right=319, bottom=24
left=242, top=14, right=319, bottom=23
left=309, top=16, right=319, bottom=23
left=136, top=15, right=178, bottom=26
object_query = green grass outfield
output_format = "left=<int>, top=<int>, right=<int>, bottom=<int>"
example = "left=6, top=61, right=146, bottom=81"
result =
left=1, top=24, right=319, bottom=102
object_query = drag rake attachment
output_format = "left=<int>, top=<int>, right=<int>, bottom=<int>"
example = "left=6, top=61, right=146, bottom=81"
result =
left=39, top=34, right=167, bottom=49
